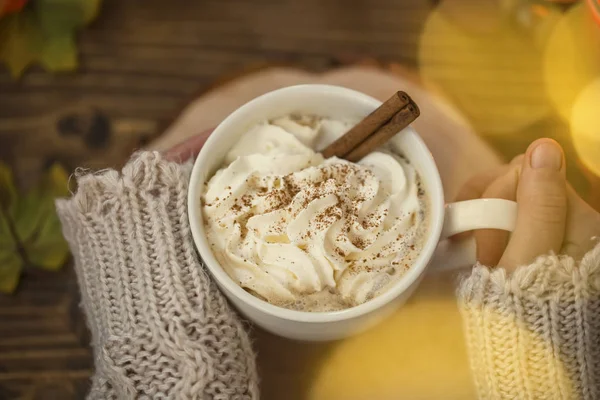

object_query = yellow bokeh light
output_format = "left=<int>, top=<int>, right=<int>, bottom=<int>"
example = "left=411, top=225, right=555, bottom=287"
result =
left=307, top=273, right=475, bottom=400
left=419, top=4, right=554, bottom=135
left=570, top=78, right=600, bottom=177
left=306, top=270, right=573, bottom=399
left=543, top=2, right=600, bottom=121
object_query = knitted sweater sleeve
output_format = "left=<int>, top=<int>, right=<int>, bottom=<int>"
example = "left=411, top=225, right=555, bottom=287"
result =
left=56, top=152, right=259, bottom=400
left=458, top=243, right=600, bottom=400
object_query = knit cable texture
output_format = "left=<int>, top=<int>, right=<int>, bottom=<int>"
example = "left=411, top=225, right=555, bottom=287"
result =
left=458, top=243, right=600, bottom=400
left=56, top=152, right=259, bottom=400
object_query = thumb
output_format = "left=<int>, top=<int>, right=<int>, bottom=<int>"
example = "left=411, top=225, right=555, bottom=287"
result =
left=499, top=139, right=567, bottom=270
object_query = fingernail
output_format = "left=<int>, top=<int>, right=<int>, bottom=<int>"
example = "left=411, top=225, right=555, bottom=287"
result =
left=530, top=142, right=562, bottom=170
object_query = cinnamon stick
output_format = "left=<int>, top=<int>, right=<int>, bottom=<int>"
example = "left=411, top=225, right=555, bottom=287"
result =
left=321, top=91, right=410, bottom=159
left=344, top=101, right=420, bottom=162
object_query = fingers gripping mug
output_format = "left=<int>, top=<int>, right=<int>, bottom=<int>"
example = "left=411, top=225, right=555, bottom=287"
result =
left=188, top=85, right=517, bottom=341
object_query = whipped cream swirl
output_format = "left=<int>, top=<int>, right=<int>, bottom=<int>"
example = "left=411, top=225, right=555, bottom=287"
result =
left=202, top=116, right=424, bottom=308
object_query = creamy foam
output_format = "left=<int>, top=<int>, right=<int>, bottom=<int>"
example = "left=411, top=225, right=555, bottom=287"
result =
left=202, top=115, right=429, bottom=312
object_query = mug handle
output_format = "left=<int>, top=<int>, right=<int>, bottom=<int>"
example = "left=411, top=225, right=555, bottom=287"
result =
left=429, top=199, right=518, bottom=272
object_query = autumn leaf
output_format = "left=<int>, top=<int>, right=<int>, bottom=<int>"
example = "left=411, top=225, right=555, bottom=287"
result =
left=0, top=163, right=22, bottom=293
left=0, top=162, right=71, bottom=293
left=23, top=208, right=69, bottom=270
left=0, top=248, right=21, bottom=294
left=0, top=0, right=27, bottom=17
left=0, top=0, right=102, bottom=77
left=0, top=162, right=16, bottom=212
left=19, top=163, right=70, bottom=271
left=12, top=163, right=69, bottom=242
left=0, top=10, right=39, bottom=78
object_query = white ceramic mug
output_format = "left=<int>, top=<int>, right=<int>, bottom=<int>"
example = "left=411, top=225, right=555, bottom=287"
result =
left=188, top=85, right=517, bottom=341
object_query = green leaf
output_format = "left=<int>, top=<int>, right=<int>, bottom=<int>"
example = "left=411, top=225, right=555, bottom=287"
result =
left=11, top=187, right=47, bottom=244
left=42, top=163, right=70, bottom=198
left=0, top=162, right=70, bottom=290
left=36, top=0, right=91, bottom=35
left=0, top=208, right=21, bottom=294
left=0, top=162, right=22, bottom=293
left=0, top=250, right=22, bottom=293
left=11, top=163, right=69, bottom=242
left=0, top=161, right=17, bottom=212
left=0, top=11, right=42, bottom=77
left=82, top=0, right=101, bottom=24
left=40, top=33, right=76, bottom=70
left=0, top=198, right=16, bottom=249
left=23, top=210, right=69, bottom=270
left=0, top=0, right=103, bottom=77
left=16, top=163, right=70, bottom=271
left=30, top=0, right=104, bottom=27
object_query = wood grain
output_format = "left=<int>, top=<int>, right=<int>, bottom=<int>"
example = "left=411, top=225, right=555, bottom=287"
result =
left=0, top=266, right=92, bottom=399
left=0, top=0, right=435, bottom=184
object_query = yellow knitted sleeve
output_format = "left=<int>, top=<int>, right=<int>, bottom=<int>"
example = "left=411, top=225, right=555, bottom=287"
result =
left=458, top=243, right=600, bottom=400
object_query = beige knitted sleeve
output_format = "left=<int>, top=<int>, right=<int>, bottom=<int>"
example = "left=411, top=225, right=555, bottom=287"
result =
left=458, top=243, right=600, bottom=400
left=56, top=152, right=259, bottom=400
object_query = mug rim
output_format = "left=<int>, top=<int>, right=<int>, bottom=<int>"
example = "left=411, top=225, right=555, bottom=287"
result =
left=187, top=84, right=445, bottom=323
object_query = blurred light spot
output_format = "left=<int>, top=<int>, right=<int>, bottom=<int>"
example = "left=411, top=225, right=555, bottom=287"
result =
left=419, top=3, right=553, bottom=135
left=543, top=2, right=600, bottom=121
left=570, top=78, right=600, bottom=177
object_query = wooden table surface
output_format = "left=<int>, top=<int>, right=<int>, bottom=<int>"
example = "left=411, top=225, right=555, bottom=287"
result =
left=0, top=0, right=433, bottom=183
left=0, top=1, right=594, bottom=399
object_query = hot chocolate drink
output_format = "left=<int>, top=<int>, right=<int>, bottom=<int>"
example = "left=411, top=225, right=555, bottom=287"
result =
left=201, top=115, right=429, bottom=312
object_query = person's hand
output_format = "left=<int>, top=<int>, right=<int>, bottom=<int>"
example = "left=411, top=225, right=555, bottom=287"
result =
left=163, top=129, right=214, bottom=162
left=455, top=138, right=600, bottom=272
